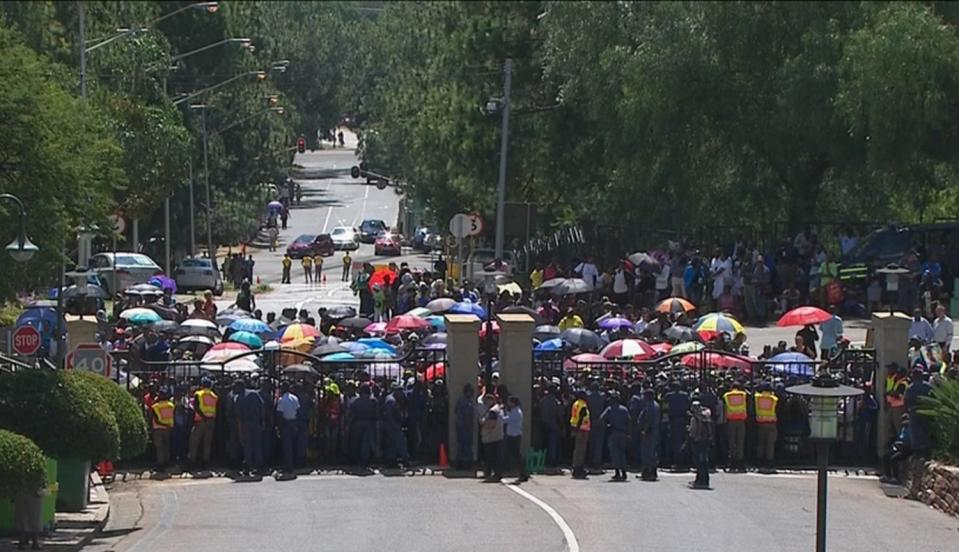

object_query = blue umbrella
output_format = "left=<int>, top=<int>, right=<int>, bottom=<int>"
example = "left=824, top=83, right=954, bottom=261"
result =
left=320, top=352, right=356, bottom=362
left=423, top=342, right=446, bottom=350
left=534, top=338, right=566, bottom=352
left=449, top=301, right=487, bottom=319
left=768, top=352, right=815, bottom=376
left=340, top=342, right=370, bottom=354
left=227, top=330, right=263, bottom=349
left=425, top=315, right=446, bottom=330
left=357, top=338, right=397, bottom=354
left=229, top=318, right=274, bottom=335
left=16, top=308, right=61, bottom=332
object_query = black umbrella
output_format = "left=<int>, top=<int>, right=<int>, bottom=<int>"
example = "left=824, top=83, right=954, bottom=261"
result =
left=149, top=319, right=180, bottom=333
left=533, top=324, right=561, bottom=341
left=312, top=343, right=349, bottom=357
left=552, top=278, right=591, bottom=296
left=338, top=316, right=373, bottom=330
left=283, top=364, right=321, bottom=379
left=423, top=332, right=447, bottom=345
left=665, top=325, right=697, bottom=343
left=146, top=303, right=178, bottom=321
left=326, top=306, right=357, bottom=320
left=62, top=284, right=110, bottom=300
left=501, top=305, right=544, bottom=325
left=628, top=252, right=661, bottom=273
left=559, top=328, right=604, bottom=351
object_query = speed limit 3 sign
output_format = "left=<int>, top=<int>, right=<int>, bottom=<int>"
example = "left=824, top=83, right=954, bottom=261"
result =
left=66, top=343, right=113, bottom=378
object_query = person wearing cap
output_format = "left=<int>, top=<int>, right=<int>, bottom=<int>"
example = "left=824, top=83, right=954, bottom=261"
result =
left=570, top=389, right=591, bottom=479
left=601, top=390, right=629, bottom=481
left=188, top=377, right=219, bottom=469
left=687, top=397, right=714, bottom=489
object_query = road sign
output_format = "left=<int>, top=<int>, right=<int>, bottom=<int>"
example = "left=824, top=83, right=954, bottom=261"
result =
left=467, top=213, right=484, bottom=236
left=66, top=343, right=112, bottom=378
left=12, top=325, right=41, bottom=356
left=109, top=214, right=126, bottom=234
left=449, top=213, right=472, bottom=239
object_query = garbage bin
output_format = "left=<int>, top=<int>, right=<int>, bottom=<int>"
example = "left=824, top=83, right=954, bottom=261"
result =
left=42, top=458, right=58, bottom=531
left=56, top=458, right=90, bottom=513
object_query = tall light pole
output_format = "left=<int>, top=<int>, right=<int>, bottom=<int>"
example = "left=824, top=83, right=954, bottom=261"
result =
left=494, top=59, right=512, bottom=260
left=190, top=104, right=215, bottom=260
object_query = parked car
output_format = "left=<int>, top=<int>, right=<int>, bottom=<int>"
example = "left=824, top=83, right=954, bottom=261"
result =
left=412, top=226, right=442, bottom=251
left=374, top=233, right=403, bottom=256
left=330, top=226, right=360, bottom=250
left=359, top=219, right=388, bottom=243
left=286, top=234, right=335, bottom=259
left=465, top=249, right=516, bottom=281
left=174, top=257, right=223, bottom=295
left=88, top=252, right=163, bottom=295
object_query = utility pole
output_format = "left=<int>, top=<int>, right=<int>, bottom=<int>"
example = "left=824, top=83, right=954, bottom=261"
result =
left=202, top=108, right=214, bottom=261
left=494, top=59, right=512, bottom=260
left=189, top=162, right=196, bottom=257
left=79, top=2, right=86, bottom=98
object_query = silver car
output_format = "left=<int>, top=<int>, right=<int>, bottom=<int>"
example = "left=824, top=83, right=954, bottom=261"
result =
left=175, top=257, right=224, bottom=295
left=330, top=226, right=360, bottom=250
left=89, top=252, right=163, bottom=295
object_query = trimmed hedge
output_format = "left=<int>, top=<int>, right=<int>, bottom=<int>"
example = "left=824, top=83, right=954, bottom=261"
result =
left=0, top=430, right=47, bottom=498
left=69, top=371, right=147, bottom=460
left=0, top=370, right=119, bottom=461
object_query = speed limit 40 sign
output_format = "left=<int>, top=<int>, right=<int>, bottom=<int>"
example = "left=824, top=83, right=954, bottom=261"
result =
left=66, top=343, right=113, bottom=378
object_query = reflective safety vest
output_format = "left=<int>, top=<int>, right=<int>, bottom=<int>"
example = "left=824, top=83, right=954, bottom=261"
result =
left=885, top=376, right=906, bottom=408
left=755, top=393, right=779, bottom=424
left=151, top=400, right=175, bottom=429
left=194, top=389, right=218, bottom=422
left=570, top=399, right=591, bottom=432
left=723, top=390, right=748, bottom=421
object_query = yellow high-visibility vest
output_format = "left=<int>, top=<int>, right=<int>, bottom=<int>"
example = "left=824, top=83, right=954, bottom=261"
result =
left=151, top=400, right=175, bottom=429
left=194, top=389, right=218, bottom=421
left=755, top=392, right=779, bottom=424
left=723, top=390, right=747, bottom=421
left=569, top=399, right=591, bottom=431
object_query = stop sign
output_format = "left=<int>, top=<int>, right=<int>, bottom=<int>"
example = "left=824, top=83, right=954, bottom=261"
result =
left=12, top=325, right=41, bottom=356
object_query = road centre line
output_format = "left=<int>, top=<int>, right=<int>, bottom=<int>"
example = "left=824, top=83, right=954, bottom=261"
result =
left=504, top=483, right=580, bottom=552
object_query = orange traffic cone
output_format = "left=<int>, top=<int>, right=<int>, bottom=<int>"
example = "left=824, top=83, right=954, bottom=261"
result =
left=438, top=443, right=449, bottom=468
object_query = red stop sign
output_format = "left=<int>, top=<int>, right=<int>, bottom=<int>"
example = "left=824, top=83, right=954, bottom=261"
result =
left=12, top=325, right=41, bottom=356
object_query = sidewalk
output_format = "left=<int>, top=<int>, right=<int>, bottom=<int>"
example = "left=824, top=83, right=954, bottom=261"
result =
left=0, top=473, right=110, bottom=552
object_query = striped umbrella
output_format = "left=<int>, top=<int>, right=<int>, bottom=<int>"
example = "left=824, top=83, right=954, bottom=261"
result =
left=693, top=313, right=745, bottom=339
left=601, top=338, right=656, bottom=360
left=655, top=297, right=697, bottom=315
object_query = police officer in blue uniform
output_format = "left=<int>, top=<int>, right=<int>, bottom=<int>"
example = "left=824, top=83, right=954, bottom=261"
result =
left=347, top=383, right=378, bottom=470
left=638, top=388, right=661, bottom=481
left=601, top=390, right=630, bottom=481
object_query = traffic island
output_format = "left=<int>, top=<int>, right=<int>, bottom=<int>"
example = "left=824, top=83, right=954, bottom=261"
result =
left=908, top=461, right=959, bottom=517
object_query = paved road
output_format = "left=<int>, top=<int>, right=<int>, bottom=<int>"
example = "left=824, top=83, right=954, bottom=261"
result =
left=88, top=472, right=958, bottom=552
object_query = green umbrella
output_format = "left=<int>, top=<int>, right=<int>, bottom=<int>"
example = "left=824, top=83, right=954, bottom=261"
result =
left=227, top=330, right=264, bottom=349
left=119, top=307, right=162, bottom=325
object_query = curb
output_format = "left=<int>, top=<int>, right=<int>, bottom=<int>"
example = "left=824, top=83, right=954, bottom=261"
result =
left=76, top=472, right=111, bottom=550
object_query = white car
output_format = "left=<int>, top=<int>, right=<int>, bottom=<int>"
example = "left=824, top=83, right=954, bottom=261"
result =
left=89, top=252, right=162, bottom=295
left=174, top=257, right=224, bottom=295
left=330, top=226, right=360, bottom=250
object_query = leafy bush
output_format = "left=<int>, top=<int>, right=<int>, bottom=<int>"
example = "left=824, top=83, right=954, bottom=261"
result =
left=68, top=372, right=147, bottom=460
left=918, top=378, right=959, bottom=463
left=0, top=430, right=46, bottom=498
left=0, top=370, right=119, bottom=461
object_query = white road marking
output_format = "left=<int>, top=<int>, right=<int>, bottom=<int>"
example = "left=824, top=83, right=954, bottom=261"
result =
left=504, top=483, right=580, bottom=552
left=351, top=184, right=371, bottom=227
left=322, top=205, right=334, bottom=233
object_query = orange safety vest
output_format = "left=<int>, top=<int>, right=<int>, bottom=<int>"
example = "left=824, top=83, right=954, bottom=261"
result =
left=151, top=400, right=175, bottom=429
left=755, top=393, right=779, bottom=424
left=723, top=390, right=748, bottom=421
left=194, top=389, right=218, bottom=422
left=569, top=399, right=591, bottom=432
left=885, top=376, right=906, bottom=408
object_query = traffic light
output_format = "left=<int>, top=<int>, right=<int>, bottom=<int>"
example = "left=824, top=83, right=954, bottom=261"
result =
left=296, top=136, right=306, bottom=154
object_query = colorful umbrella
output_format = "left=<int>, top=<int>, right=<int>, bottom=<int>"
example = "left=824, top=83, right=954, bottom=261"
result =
left=209, top=342, right=251, bottom=353
left=767, top=352, right=815, bottom=376
left=368, top=268, right=397, bottom=292
left=359, top=348, right=395, bottom=360
left=406, top=307, right=432, bottom=318
left=656, top=297, right=697, bottom=315
left=426, top=298, right=456, bottom=313
left=279, top=323, right=321, bottom=347
left=670, top=341, right=704, bottom=355
left=478, top=321, right=501, bottom=338
left=119, top=307, right=162, bottom=325
left=227, top=330, right=263, bottom=349
left=364, top=322, right=388, bottom=335
left=560, top=328, right=604, bottom=351
left=777, top=306, right=832, bottom=327
left=320, top=352, right=356, bottom=362
left=386, top=314, right=429, bottom=332
left=229, top=318, right=273, bottom=335
left=598, top=317, right=635, bottom=331
left=694, top=313, right=745, bottom=338
left=147, top=275, right=177, bottom=293
left=449, top=301, right=487, bottom=319
left=424, top=362, right=445, bottom=381
left=681, top=352, right=752, bottom=371
left=601, top=338, right=656, bottom=360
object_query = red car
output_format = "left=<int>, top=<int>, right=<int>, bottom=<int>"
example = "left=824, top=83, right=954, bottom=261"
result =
left=286, top=234, right=334, bottom=259
left=374, top=234, right=403, bottom=256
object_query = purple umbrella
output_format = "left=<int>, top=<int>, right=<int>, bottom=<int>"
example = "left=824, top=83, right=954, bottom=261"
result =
left=598, top=317, right=635, bottom=331
left=267, top=200, right=283, bottom=211
left=148, top=275, right=177, bottom=293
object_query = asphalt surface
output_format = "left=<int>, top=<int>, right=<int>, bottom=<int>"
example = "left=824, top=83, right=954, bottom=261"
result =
left=88, top=472, right=958, bottom=552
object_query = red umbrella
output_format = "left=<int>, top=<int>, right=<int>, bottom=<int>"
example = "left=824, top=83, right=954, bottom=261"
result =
left=563, top=353, right=606, bottom=370
left=368, top=268, right=397, bottom=292
left=681, top=352, right=752, bottom=372
left=601, top=338, right=656, bottom=360
left=777, top=306, right=832, bottom=327
left=478, top=321, right=501, bottom=338
left=650, top=342, right=673, bottom=355
left=385, top=314, right=429, bottom=332
left=209, top=342, right=251, bottom=352
left=424, top=362, right=445, bottom=381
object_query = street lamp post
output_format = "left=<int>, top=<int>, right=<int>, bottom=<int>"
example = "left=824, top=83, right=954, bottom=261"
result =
left=786, top=373, right=863, bottom=552
left=493, top=59, right=512, bottom=260
left=482, top=278, right=498, bottom=390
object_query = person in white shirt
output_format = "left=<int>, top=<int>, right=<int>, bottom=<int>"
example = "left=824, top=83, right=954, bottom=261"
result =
left=276, top=382, right=300, bottom=474
left=710, top=249, right=731, bottom=300
left=612, top=263, right=629, bottom=305
left=933, top=304, right=954, bottom=354
left=503, top=397, right=528, bottom=481
left=576, top=256, right=600, bottom=290
left=655, top=262, right=671, bottom=301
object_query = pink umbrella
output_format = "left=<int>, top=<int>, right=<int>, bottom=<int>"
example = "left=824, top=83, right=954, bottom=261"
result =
left=478, top=321, right=501, bottom=339
left=209, top=342, right=251, bottom=352
left=385, top=314, right=429, bottom=333
left=563, top=353, right=607, bottom=370
left=364, top=322, right=388, bottom=335
left=601, top=338, right=656, bottom=360
left=682, top=352, right=753, bottom=372
left=650, top=342, right=673, bottom=355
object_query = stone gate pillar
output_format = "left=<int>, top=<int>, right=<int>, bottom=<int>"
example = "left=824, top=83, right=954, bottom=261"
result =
left=496, top=313, right=535, bottom=454
left=444, top=314, right=480, bottom=466
left=871, top=311, right=910, bottom=457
